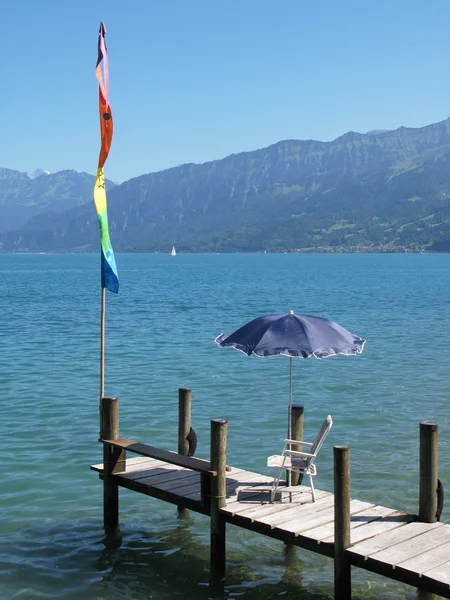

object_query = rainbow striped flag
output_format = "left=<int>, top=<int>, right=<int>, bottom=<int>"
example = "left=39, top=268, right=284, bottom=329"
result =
left=93, top=21, right=119, bottom=293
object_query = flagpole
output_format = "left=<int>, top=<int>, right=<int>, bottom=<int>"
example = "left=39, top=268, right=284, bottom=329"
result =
left=94, top=21, right=119, bottom=438
left=100, top=286, right=106, bottom=430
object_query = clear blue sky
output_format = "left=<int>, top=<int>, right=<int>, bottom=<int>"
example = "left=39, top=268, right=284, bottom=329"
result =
left=2, top=0, right=450, bottom=182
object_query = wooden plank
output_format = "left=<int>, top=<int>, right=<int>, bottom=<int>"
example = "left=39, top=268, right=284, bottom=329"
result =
left=115, top=470, right=202, bottom=501
left=183, top=469, right=268, bottom=502
left=113, top=470, right=207, bottom=515
left=258, top=495, right=336, bottom=528
left=124, top=466, right=197, bottom=486
left=157, top=477, right=201, bottom=497
left=304, top=501, right=376, bottom=542
left=422, top=558, right=450, bottom=586
left=223, top=476, right=311, bottom=510
left=367, top=523, right=450, bottom=566
left=224, top=489, right=333, bottom=520
left=349, top=521, right=444, bottom=559
left=249, top=493, right=332, bottom=522
left=222, top=491, right=271, bottom=513
left=103, top=438, right=215, bottom=474
left=348, top=512, right=414, bottom=545
left=223, top=508, right=335, bottom=559
left=319, top=505, right=406, bottom=544
left=282, top=502, right=376, bottom=538
left=121, top=457, right=162, bottom=473
left=399, top=540, right=450, bottom=575
left=127, top=470, right=199, bottom=492
left=120, top=462, right=188, bottom=482
left=278, top=504, right=338, bottom=535
left=90, top=455, right=164, bottom=473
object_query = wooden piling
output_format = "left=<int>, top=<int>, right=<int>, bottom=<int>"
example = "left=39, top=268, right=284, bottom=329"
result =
left=178, top=387, right=192, bottom=517
left=210, top=419, right=228, bottom=582
left=334, top=445, right=351, bottom=600
left=419, top=421, right=438, bottom=523
left=101, top=397, right=125, bottom=529
left=178, top=387, right=192, bottom=456
left=290, top=405, right=304, bottom=486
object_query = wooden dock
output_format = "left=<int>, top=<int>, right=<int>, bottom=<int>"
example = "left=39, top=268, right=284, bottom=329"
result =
left=93, top=393, right=449, bottom=599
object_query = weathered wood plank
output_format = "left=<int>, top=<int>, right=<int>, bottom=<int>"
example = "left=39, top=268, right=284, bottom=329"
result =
left=367, top=523, right=450, bottom=566
left=283, top=501, right=380, bottom=539
left=182, top=468, right=260, bottom=502
left=225, top=471, right=273, bottom=485
left=278, top=505, right=337, bottom=534
left=223, top=489, right=332, bottom=519
left=157, top=477, right=201, bottom=497
left=399, top=540, right=450, bottom=575
left=129, top=470, right=199, bottom=493
left=320, top=505, right=407, bottom=544
left=113, top=470, right=208, bottom=514
left=422, top=558, right=450, bottom=586
left=127, top=467, right=198, bottom=487
left=103, top=438, right=215, bottom=474
left=90, top=455, right=154, bottom=472
left=120, top=462, right=189, bottom=482
left=223, top=477, right=271, bottom=499
left=348, top=512, right=415, bottom=545
left=258, top=495, right=336, bottom=528
left=349, top=521, right=444, bottom=559
left=303, top=500, right=376, bottom=541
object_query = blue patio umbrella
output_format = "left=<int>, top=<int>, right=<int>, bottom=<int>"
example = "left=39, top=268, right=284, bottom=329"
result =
left=215, top=311, right=366, bottom=438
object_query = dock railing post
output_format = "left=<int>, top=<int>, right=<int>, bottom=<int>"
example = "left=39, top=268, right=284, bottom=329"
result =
left=290, top=405, right=304, bottom=486
left=419, top=421, right=438, bottom=523
left=210, top=419, right=228, bottom=583
left=178, top=387, right=192, bottom=456
left=334, top=445, right=351, bottom=600
left=100, top=397, right=125, bottom=529
left=178, top=387, right=192, bottom=517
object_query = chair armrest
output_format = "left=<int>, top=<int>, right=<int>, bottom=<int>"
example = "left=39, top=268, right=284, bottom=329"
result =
left=284, top=438, right=314, bottom=446
left=284, top=449, right=315, bottom=459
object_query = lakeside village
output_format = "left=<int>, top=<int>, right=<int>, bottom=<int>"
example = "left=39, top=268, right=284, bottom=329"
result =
left=292, top=244, right=426, bottom=253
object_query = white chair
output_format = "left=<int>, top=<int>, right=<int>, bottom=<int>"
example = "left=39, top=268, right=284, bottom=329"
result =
left=267, top=415, right=333, bottom=503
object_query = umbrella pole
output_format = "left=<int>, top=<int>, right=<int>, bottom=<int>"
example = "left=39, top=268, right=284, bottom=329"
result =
left=288, top=356, right=292, bottom=439
left=287, top=356, right=293, bottom=487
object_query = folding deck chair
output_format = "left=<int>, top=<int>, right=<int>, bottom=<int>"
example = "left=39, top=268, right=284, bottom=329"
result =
left=267, top=415, right=333, bottom=503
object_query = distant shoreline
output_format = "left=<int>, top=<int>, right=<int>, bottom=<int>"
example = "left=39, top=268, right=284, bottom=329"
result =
left=0, top=247, right=444, bottom=255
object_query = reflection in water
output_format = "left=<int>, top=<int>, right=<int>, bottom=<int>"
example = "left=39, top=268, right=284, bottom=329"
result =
left=0, top=511, right=421, bottom=600
left=280, top=544, right=303, bottom=588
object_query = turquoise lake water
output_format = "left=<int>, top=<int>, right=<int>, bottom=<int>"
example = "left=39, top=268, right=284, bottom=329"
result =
left=1, top=252, right=449, bottom=600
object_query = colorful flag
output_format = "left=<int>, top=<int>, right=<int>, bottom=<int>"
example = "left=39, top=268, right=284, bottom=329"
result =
left=94, top=21, right=119, bottom=293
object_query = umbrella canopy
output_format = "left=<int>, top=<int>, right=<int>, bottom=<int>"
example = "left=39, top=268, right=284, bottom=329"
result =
left=215, top=311, right=366, bottom=437
left=215, top=311, right=365, bottom=359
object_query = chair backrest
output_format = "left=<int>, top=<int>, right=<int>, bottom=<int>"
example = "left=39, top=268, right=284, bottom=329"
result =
left=310, top=415, right=333, bottom=457
left=286, top=415, right=333, bottom=472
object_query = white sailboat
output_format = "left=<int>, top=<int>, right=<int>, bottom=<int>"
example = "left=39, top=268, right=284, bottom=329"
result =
left=171, top=246, right=176, bottom=256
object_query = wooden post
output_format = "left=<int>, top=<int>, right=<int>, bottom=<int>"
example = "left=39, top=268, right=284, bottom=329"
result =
left=419, top=421, right=438, bottom=523
left=101, top=397, right=125, bottom=529
left=178, top=387, right=192, bottom=456
left=210, top=419, right=228, bottom=583
left=178, top=387, right=192, bottom=517
left=418, top=424, right=440, bottom=600
left=290, top=405, right=304, bottom=486
left=334, top=445, right=351, bottom=600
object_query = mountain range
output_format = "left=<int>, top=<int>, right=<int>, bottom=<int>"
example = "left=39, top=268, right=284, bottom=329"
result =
left=3, top=117, right=450, bottom=253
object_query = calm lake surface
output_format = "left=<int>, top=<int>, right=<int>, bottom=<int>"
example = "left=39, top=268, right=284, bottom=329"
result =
left=1, top=253, right=449, bottom=600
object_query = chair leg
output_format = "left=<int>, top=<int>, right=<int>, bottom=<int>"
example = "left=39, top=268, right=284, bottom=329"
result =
left=270, top=467, right=283, bottom=503
left=309, top=475, right=316, bottom=502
